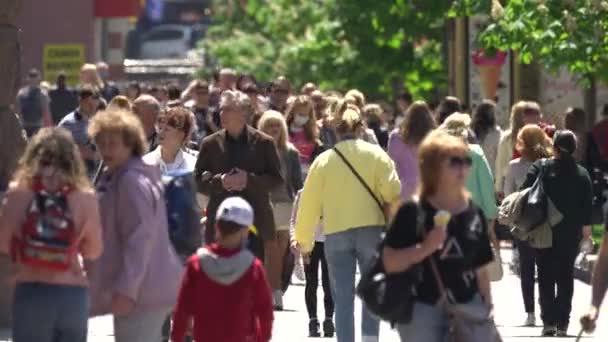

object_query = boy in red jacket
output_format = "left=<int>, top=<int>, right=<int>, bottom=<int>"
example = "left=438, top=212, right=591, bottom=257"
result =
left=171, top=197, right=274, bottom=342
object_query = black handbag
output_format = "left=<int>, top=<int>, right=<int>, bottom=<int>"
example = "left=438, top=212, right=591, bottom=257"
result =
left=355, top=204, right=426, bottom=324
left=516, top=159, right=549, bottom=231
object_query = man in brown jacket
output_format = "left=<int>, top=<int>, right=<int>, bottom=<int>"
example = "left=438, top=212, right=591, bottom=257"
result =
left=194, top=90, right=284, bottom=259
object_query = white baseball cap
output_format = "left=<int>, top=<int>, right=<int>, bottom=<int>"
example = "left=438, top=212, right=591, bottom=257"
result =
left=216, top=197, right=254, bottom=227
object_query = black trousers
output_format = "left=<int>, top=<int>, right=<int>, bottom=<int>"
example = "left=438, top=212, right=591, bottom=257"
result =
left=536, top=244, right=578, bottom=328
left=516, top=240, right=537, bottom=313
left=305, top=242, right=334, bottom=320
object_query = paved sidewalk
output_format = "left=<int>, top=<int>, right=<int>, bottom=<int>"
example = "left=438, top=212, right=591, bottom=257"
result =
left=0, top=249, right=606, bottom=341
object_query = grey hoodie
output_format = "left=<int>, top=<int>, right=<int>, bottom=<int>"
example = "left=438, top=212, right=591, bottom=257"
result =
left=198, top=246, right=254, bottom=285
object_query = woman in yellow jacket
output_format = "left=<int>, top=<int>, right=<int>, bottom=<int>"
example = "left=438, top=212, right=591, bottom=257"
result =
left=294, top=105, right=401, bottom=342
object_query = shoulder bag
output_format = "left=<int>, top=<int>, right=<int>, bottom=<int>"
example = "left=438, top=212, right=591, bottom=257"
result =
left=429, top=256, right=502, bottom=342
left=355, top=202, right=427, bottom=324
left=516, top=159, right=549, bottom=231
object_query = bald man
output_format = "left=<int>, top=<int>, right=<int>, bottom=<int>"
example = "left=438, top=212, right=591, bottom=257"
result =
left=133, top=95, right=161, bottom=152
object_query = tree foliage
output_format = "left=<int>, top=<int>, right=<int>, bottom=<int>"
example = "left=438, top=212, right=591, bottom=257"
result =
left=203, top=0, right=453, bottom=99
left=453, top=0, right=608, bottom=84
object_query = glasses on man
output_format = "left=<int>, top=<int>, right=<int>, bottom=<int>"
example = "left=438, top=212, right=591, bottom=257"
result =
left=273, top=88, right=289, bottom=95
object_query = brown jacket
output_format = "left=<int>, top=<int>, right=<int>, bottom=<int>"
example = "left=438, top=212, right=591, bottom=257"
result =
left=194, top=126, right=284, bottom=241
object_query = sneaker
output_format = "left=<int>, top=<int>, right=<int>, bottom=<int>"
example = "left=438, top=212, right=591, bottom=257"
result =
left=309, top=319, right=321, bottom=337
left=556, top=326, right=568, bottom=337
left=542, top=325, right=556, bottom=336
left=524, top=313, right=536, bottom=327
left=294, top=254, right=306, bottom=281
left=273, top=290, right=283, bottom=311
left=323, top=319, right=335, bottom=338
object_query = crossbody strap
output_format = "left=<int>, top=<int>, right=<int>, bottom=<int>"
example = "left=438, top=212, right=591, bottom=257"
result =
left=333, top=147, right=384, bottom=219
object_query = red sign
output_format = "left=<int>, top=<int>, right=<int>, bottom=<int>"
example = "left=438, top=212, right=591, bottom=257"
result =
left=95, top=0, right=141, bottom=18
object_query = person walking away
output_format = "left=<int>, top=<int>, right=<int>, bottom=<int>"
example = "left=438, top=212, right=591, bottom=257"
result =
left=362, top=104, right=389, bottom=149
left=383, top=130, right=495, bottom=341
left=294, top=107, right=401, bottom=342
left=290, top=190, right=334, bottom=337
left=96, top=62, right=120, bottom=102
left=472, top=99, right=502, bottom=172
left=563, top=107, right=588, bottom=163
left=519, top=130, right=592, bottom=337
left=15, top=68, right=53, bottom=137
left=257, top=111, right=303, bottom=310
left=495, top=101, right=554, bottom=199
left=171, top=197, right=273, bottom=342
left=285, top=95, right=325, bottom=179
left=194, top=90, right=284, bottom=261
left=394, top=91, right=413, bottom=128
left=49, top=73, right=77, bottom=124
left=503, top=124, right=553, bottom=326
left=144, top=106, right=198, bottom=175
left=133, top=95, right=161, bottom=153
left=387, top=101, right=436, bottom=201
left=0, top=128, right=103, bottom=342
left=58, top=85, right=101, bottom=178
left=86, top=109, right=184, bottom=342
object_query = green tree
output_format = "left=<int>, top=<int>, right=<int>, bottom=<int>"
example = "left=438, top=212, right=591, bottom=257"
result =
left=203, top=0, right=452, bottom=99
left=453, top=0, right=608, bottom=84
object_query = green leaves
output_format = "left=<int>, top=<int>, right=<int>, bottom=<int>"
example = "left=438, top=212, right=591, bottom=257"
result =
left=202, top=0, right=454, bottom=99
left=454, top=0, right=608, bottom=85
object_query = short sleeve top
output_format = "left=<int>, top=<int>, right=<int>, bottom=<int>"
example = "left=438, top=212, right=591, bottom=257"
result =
left=384, top=200, right=493, bottom=304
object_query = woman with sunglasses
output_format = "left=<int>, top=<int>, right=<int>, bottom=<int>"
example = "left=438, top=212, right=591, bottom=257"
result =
left=383, top=130, right=495, bottom=341
left=0, top=128, right=103, bottom=342
left=143, top=106, right=198, bottom=175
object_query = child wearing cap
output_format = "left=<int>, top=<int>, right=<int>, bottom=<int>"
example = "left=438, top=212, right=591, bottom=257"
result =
left=171, top=197, right=274, bottom=342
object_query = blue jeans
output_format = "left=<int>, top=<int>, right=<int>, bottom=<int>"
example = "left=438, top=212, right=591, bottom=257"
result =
left=396, top=295, right=485, bottom=341
left=12, top=282, right=89, bottom=342
left=324, top=226, right=383, bottom=342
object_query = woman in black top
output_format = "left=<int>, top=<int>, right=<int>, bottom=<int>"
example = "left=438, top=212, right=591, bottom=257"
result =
left=519, top=130, right=593, bottom=337
left=382, top=130, right=494, bottom=342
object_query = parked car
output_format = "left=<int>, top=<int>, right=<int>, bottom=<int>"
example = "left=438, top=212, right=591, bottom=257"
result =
left=140, top=24, right=205, bottom=59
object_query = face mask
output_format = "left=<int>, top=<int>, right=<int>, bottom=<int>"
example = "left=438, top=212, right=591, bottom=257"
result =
left=293, top=115, right=310, bottom=127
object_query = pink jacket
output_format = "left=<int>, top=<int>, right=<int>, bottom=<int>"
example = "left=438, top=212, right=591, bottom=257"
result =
left=86, top=157, right=183, bottom=316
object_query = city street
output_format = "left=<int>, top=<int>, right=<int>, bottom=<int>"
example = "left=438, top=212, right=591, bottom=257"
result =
left=0, top=250, right=605, bottom=341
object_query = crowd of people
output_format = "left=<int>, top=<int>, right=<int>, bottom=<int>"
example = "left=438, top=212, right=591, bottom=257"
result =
left=1, top=60, right=608, bottom=342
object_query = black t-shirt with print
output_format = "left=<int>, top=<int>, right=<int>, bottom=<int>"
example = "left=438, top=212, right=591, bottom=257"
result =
left=384, top=200, right=493, bottom=305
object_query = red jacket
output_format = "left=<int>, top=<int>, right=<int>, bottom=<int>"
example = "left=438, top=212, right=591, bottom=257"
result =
left=171, top=244, right=274, bottom=342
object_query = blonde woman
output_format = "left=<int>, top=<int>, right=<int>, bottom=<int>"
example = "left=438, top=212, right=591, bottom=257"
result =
left=79, top=63, right=103, bottom=89
left=383, top=130, right=496, bottom=342
left=0, top=128, right=102, bottom=342
left=503, top=124, right=553, bottom=327
left=494, top=101, right=554, bottom=197
left=86, top=110, right=183, bottom=342
left=258, top=110, right=303, bottom=310
left=286, top=95, right=325, bottom=179
left=295, top=107, right=401, bottom=342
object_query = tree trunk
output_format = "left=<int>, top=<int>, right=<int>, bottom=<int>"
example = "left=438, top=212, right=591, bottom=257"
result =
left=0, top=0, right=25, bottom=328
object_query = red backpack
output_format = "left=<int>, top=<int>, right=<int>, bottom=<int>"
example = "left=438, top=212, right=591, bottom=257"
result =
left=11, top=179, right=78, bottom=271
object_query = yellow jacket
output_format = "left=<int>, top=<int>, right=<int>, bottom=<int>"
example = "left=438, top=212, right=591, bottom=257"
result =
left=294, top=139, right=401, bottom=252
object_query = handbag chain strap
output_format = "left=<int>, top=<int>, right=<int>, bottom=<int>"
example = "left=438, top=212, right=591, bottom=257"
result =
left=333, top=147, right=385, bottom=222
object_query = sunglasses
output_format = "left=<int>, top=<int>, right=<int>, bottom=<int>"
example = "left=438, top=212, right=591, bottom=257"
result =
left=523, top=109, right=540, bottom=116
left=448, top=155, right=473, bottom=168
